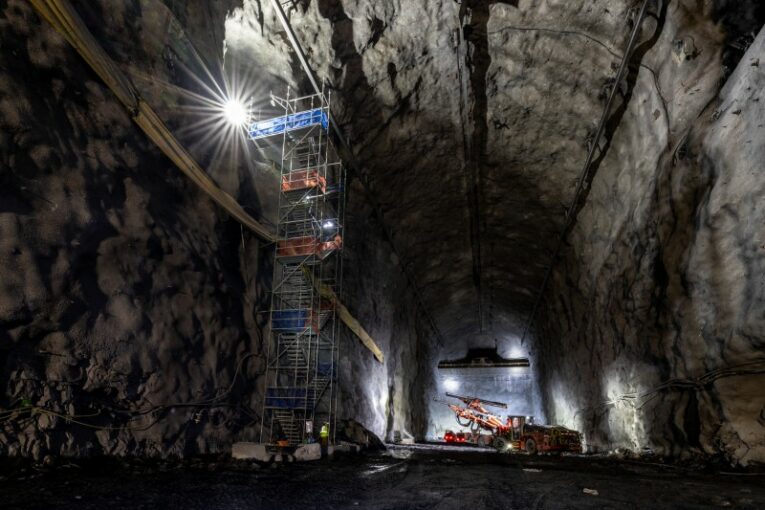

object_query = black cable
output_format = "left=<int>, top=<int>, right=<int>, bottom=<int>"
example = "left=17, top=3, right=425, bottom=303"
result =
left=519, top=0, right=653, bottom=344
left=0, top=352, right=262, bottom=431
left=574, top=359, right=765, bottom=416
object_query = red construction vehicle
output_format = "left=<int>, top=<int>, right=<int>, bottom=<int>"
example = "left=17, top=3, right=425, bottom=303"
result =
left=440, top=393, right=582, bottom=455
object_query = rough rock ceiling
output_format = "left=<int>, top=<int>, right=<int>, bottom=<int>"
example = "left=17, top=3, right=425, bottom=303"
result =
left=297, top=0, right=635, bottom=344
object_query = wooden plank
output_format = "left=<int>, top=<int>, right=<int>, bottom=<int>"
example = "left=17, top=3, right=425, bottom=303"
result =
left=302, top=266, right=384, bottom=363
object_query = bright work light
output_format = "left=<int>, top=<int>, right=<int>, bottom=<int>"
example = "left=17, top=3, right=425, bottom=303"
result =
left=443, top=378, right=459, bottom=392
left=223, top=99, right=249, bottom=126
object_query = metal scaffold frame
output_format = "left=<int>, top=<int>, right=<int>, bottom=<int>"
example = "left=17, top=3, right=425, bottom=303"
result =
left=253, top=86, right=346, bottom=446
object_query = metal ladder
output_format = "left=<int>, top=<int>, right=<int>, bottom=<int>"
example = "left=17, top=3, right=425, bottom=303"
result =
left=272, top=409, right=302, bottom=444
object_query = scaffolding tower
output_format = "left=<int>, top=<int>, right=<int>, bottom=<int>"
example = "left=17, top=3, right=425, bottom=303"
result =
left=250, top=87, right=345, bottom=445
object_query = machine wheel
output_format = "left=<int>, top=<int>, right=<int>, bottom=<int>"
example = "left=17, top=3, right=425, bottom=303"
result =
left=524, top=438, right=538, bottom=455
left=476, top=435, right=488, bottom=447
left=493, top=436, right=510, bottom=453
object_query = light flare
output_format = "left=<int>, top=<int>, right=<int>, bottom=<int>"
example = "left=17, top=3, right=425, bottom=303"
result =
left=125, top=31, right=280, bottom=182
left=223, top=99, right=250, bottom=126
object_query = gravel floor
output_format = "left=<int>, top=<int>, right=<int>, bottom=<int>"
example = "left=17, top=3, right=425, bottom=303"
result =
left=2, top=444, right=764, bottom=509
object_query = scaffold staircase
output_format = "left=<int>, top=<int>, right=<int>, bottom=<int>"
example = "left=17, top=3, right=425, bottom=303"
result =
left=251, top=87, right=345, bottom=446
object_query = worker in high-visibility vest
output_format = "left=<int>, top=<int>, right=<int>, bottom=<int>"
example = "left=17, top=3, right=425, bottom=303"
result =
left=319, top=422, right=329, bottom=457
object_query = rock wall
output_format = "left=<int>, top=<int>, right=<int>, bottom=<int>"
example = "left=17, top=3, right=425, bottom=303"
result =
left=339, top=179, right=435, bottom=440
left=0, top=0, right=268, bottom=458
left=0, top=0, right=428, bottom=458
left=535, top=4, right=765, bottom=466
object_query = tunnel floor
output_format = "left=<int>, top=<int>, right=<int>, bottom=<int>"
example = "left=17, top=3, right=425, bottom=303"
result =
left=2, top=445, right=764, bottom=510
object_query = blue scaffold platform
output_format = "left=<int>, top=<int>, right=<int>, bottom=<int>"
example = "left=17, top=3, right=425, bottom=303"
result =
left=249, top=108, right=329, bottom=140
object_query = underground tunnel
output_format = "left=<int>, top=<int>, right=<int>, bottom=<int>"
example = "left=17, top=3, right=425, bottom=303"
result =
left=1, top=0, right=765, bottom=508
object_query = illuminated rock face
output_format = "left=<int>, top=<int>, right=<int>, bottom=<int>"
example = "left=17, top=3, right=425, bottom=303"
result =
left=282, top=0, right=764, bottom=464
left=535, top=11, right=765, bottom=466
left=1, top=0, right=764, bottom=465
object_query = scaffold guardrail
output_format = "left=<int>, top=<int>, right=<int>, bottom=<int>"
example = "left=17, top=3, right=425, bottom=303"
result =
left=249, top=108, right=329, bottom=140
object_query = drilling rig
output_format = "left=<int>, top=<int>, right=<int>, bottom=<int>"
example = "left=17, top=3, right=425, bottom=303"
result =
left=439, top=393, right=582, bottom=454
